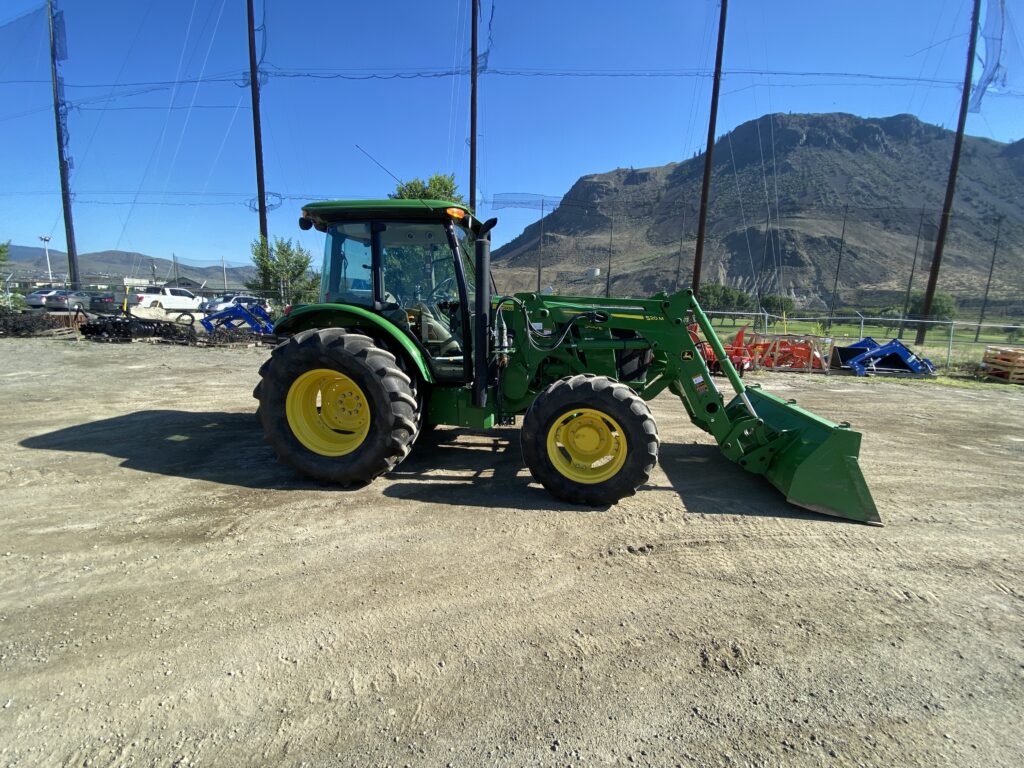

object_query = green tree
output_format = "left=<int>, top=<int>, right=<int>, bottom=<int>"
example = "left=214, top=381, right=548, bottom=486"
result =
left=384, top=174, right=470, bottom=304
left=1, top=241, right=25, bottom=310
left=247, top=236, right=321, bottom=306
left=761, top=294, right=795, bottom=316
left=908, top=290, right=957, bottom=321
left=696, top=284, right=756, bottom=325
left=390, top=173, right=466, bottom=206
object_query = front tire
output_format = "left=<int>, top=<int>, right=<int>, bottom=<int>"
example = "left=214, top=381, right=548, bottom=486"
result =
left=255, top=329, right=419, bottom=484
left=521, top=374, right=659, bottom=506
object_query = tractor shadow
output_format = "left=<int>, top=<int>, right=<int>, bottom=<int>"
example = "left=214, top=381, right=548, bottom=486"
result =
left=19, top=412, right=852, bottom=522
left=382, top=428, right=583, bottom=512
left=18, top=412, right=569, bottom=509
left=19, top=410, right=311, bottom=490
left=657, top=442, right=851, bottom=523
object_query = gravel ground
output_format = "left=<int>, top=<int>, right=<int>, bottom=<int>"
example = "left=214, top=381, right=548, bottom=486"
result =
left=1, top=337, right=1022, bottom=767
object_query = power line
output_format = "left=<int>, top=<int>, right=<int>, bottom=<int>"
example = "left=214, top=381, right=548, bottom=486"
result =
left=0, top=67, right=986, bottom=87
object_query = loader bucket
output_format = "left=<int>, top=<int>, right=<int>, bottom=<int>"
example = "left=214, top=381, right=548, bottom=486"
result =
left=729, top=387, right=881, bottom=525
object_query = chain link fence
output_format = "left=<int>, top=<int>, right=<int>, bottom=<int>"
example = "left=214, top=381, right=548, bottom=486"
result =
left=704, top=309, right=1023, bottom=370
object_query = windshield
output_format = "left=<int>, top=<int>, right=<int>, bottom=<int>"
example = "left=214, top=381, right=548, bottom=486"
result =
left=453, top=223, right=477, bottom=300
left=379, top=222, right=458, bottom=306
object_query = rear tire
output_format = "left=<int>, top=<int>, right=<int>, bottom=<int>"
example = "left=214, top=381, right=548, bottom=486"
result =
left=256, top=329, right=419, bottom=484
left=521, top=374, right=659, bottom=506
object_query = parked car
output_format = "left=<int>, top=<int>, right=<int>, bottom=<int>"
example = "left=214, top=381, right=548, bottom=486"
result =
left=200, top=294, right=272, bottom=313
left=133, top=286, right=203, bottom=311
left=44, top=290, right=92, bottom=311
left=88, top=292, right=118, bottom=312
left=25, top=289, right=59, bottom=308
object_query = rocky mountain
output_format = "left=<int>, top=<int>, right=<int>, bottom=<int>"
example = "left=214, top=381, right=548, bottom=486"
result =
left=6, top=245, right=255, bottom=287
left=492, top=113, right=1024, bottom=310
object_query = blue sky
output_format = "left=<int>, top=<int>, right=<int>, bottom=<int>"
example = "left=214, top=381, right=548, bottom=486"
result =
left=1, top=0, right=1021, bottom=268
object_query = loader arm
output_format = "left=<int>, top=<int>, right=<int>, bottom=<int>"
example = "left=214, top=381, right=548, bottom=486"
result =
left=499, top=289, right=880, bottom=524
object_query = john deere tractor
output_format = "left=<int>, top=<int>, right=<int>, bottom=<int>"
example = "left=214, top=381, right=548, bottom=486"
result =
left=254, top=199, right=879, bottom=524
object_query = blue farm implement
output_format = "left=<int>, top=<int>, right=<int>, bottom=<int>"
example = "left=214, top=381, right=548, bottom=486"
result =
left=199, top=304, right=274, bottom=336
left=832, top=337, right=936, bottom=377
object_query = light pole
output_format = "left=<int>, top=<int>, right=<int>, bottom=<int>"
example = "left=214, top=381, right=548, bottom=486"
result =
left=39, top=235, right=54, bottom=284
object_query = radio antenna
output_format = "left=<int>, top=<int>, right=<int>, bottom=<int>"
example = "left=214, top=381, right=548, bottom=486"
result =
left=356, top=144, right=404, bottom=187
left=356, top=144, right=432, bottom=208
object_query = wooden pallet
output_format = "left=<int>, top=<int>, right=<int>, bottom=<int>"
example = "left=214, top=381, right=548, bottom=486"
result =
left=983, top=346, right=1024, bottom=384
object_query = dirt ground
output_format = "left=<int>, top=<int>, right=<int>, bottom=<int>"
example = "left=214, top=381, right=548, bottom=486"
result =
left=1, top=337, right=1022, bottom=767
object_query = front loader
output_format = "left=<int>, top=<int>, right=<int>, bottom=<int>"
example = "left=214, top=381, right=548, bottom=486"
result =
left=254, top=199, right=879, bottom=524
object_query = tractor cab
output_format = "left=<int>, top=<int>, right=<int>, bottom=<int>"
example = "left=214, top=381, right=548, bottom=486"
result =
left=298, top=199, right=481, bottom=382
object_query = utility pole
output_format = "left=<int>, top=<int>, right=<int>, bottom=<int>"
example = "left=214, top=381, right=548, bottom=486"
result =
left=915, top=0, right=982, bottom=345
left=673, top=208, right=686, bottom=292
left=39, top=235, right=54, bottom=284
left=246, top=0, right=268, bottom=242
left=692, top=0, right=728, bottom=295
left=536, top=198, right=545, bottom=292
left=974, top=216, right=1002, bottom=343
left=469, top=0, right=479, bottom=212
left=897, top=208, right=926, bottom=339
left=221, top=254, right=228, bottom=292
left=756, top=212, right=771, bottom=303
left=826, top=204, right=848, bottom=331
left=605, top=216, right=614, bottom=298
left=172, top=253, right=180, bottom=285
left=47, top=0, right=79, bottom=289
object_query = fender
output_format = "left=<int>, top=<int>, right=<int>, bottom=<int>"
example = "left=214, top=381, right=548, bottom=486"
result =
left=274, top=303, right=435, bottom=384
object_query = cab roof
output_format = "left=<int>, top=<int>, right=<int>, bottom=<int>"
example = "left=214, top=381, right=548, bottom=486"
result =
left=300, top=199, right=474, bottom=231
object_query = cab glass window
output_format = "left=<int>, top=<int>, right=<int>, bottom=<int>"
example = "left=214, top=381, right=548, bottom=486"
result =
left=380, top=221, right=467, bottom=380
left=322, top=222, right=373, bottom=306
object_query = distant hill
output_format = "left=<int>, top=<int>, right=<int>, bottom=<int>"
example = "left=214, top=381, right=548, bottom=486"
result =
left=6, top=245, right=256, bottom=287
left=492, top=113, right=1024, bottom=311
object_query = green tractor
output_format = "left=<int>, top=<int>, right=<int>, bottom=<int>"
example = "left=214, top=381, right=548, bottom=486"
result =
left=254, top=199, right=880, bottom=524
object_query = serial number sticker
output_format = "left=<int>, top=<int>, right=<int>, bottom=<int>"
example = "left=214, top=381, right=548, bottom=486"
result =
left=692, top=374, right=708, bottom=395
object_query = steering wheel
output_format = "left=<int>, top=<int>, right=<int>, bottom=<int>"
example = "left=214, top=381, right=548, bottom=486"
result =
left=425, top=276, right=457, bottom=303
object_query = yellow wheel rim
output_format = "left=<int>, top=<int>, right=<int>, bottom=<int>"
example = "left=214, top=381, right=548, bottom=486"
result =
left=545, top=407, right=628, bottom=484
left=286, top=368, right=371, bottom=456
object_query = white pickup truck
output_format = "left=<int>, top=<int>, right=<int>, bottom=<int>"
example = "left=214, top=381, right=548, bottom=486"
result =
left=133, top=286, right=203, bottom=311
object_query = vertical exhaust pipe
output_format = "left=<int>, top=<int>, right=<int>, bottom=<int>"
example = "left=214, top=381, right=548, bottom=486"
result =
left=472, top=224, right=494, bottom=408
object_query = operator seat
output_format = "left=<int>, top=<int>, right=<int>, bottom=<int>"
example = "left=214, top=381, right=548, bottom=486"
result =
left=415, top=302, right=462, bottom=357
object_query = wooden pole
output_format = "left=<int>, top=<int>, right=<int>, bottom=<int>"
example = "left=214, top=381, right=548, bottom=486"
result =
left=915, top=0, right=982, bottom=345
left=47, top=0, right=79, bottom=288
left=826, top=204, right=848, bottom=331
left=470, top=0, right=478, bottom=212
left=974, top=217, right=1002, bottom=343
left=897, top=208, right=926, bottom=339
left=605, top=216, right=614, bottom=298
left=536, top=198, right=545, bottom=292
left=246, top=0, right=268, bottom=242
left=674, top=208, right=686, bottom=292
left=691, top=0, right=728, bottom=295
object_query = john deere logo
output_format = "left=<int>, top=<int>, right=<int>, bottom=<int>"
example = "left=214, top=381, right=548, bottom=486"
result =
left=681, top=351, right=694, bottom=361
